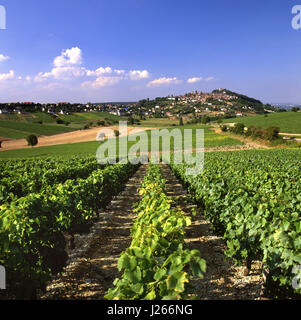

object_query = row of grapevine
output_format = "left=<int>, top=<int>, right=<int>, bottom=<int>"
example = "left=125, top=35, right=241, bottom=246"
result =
left=0, top=161, right=138, bottom=299
left=0, top=157, right=103, bottom=204
left=170, top=149, right=301, bottom=298
left=0, top=156, right=96, bottom=178
left=105, top=164, right=206, bottom=300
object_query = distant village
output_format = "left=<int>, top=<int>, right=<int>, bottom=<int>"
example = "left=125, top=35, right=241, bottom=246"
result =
left=0, top=101, right=132, bottom=117
left=0, top=88, right=279, bottom=120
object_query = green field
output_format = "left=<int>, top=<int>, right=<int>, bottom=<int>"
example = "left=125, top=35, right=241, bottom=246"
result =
left=137, top=118, right=179, bottom=127
left=58, top=112, right=126, bottom=123
left=0, top=126, right=243, bottom=159
left=0, top=120, right=75, bottom=138
left=223, top=111, right=301, bottom=133
left=0, top=112, right=128, bottom=139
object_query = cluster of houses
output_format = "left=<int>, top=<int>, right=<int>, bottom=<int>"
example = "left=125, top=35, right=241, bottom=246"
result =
left=167, top=89, right=239, bottom=104
left=0, top=106, right=24, bottom=115
left=0, top=102, right=133, bottom=117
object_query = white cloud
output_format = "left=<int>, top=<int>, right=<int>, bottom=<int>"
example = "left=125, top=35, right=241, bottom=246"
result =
left=81, top=76, right=122, bottom=88
left=147, top=77, right=181, bottom=87
left=86, top=67, right=113, bottom=77
left=0, top=54, right=10, bottom=62
left=34, top=47, right=86, bottom=82
left=34, top=47, right=152, bottom=87
left=128, top=70, right=150, bottom=80
left=187, top=77, right=203, bottom=83
left=51, top=66, right=87, bottom=80
left=34, top=71, right=51, bottom=83
left=205, top=77, right=214, bottom=81
left=53, top=47, right=82, bottom=67
left=114, top=69, right=126, bottom=75
left=0, top=70, right=15, bottom=81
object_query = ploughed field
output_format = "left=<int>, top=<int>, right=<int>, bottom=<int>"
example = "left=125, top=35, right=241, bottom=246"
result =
left=0, top=148, right=300, bottom=300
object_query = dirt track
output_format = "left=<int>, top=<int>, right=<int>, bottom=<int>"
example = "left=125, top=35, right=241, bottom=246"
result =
left=0, top=126, right=154, bottom=151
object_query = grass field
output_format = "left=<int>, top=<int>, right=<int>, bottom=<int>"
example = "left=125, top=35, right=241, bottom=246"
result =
left=223, top=111, right=301, bottom=133
left=0, top=120, right=75, bottom=138
left=59, top=112, right=127, bottom=123
left=0, top=125, right=243, bottom=159
left=137, top=118, right=179, bottom=127
left=0, top=112, right=128, bottom=139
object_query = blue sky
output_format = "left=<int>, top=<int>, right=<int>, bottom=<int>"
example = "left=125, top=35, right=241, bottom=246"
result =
left=0, top=0, right=300, bottom=103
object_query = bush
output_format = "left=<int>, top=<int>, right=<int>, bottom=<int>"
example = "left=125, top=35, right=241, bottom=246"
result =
left=201, top=116, right=210, bottom=124
left=56, top=118, right=65, bottom=124
left=232, top=123, right=245, bottom=135
left=263, top=127, right=280, bottom=141
left=245, top=125, right=280, bottom=141
left=26, top=135, right=38, bottom=147
left=220, top=125, right=228, bottom=132
left=245, top=126, right=255, bottom=137
left=114, top=130, right=120, bottom=137
left=128, top=117, right=135, bottom=125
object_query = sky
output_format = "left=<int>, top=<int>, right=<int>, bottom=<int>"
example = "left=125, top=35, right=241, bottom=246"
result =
left=0, top=0, right=300, bottom=103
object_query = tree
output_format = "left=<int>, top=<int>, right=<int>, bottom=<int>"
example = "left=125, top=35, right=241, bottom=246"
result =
left=232, top=123, right=245, bottom=135
left=264, top=127, right=280, bottom=141
left=201, top=116, right=210, bottom=124
left=128, top=116, right=135, bottom=125
left=0, top=141, right=2, bottom=148
left=292, top=107, right=300, bottom=112
left=56, top=118, right=64, bottom=124
left=179, top=117, right=184, bottom=126
left=114, top=130, right=120, bottom=137
left=26, top=135, right=38, bottom=147
left=220, top=125, right=228, bottom=132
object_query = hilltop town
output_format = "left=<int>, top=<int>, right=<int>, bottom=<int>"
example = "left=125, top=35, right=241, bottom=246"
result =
left=133, top=88, right=278, bottom=120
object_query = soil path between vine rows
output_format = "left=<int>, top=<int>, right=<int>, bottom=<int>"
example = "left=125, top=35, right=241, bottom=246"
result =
left=39, top=164, right=148, bottom=300
left=160, top=164, right=263, bottom=300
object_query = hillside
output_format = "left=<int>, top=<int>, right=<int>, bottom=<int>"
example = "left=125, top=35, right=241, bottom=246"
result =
left=223, top=111, right=301, bottom=134
left=0, top=112, right=125, bottom=140
left=134, top=88, right=276, bottom=119
left=212, top=89, right=270, bottom=112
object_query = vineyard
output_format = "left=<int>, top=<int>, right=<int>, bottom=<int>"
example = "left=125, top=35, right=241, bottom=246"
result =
left=0, top=157, right=139, bottom=299
left=0, top=148, right=300, bottom=300
left=171, top=148, right=301, bottom=298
